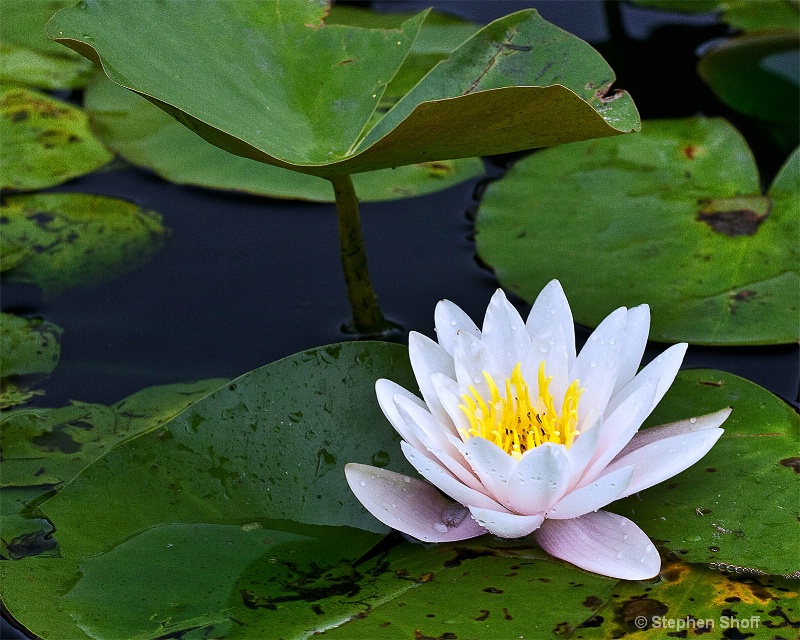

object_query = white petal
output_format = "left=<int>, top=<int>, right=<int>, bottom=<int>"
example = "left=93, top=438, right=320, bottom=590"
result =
left=435, top=299, right=480, bottom=357
left=431, top=372, right=473, bottom=436
left=571, top=307, right=626, bottom=427
left=613, top=304, right=650, bottom=394
left=606, top=421, right=726, bottom=497
left=459, top=437, right=516, bottom=506
left=400, top=442, right=507, bottom=512
left=615, top=408, right=731, bottom=455
left=535, top=511, right=661, bottom=579
left=607, top=343, right=687, bottom=416
left=408, top=331, right=456, bottom=425
left=345, top=463, right=487, bottom=542
left=481, top=289, right=530, bottom=376
left=546, top=466, right=633, bottom=520
left=395, top=393, right=458, bottom=451
left=506, top=442, right=572, bottom=515
left=375, top=379, right=429, bottom=453
left=468, top=506, right=545, bottom=538
left=563, top=415, right=602, bottom=484
left=526, top=279, right=576, bottom=371
left=452, top=329, right=501, bottom=396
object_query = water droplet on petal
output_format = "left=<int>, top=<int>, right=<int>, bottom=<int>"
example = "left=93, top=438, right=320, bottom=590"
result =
left=549, top=308, right=557, bottom=315
left=609, top=337, right=617, bottom=345
left=359, top=480, right=366, bottom=487
left=403, top=476, right=411, bottom=483
left=450, top=320, right=457, bottom=326
left=616, top=551, right=624, bottom=559
left=623, top=534, right=629, bottom=540
left=433, top=522, right=448, bottom=533
left=590, top=361, right=597, bottom=368
left=689, top=417, right=697, bottom=424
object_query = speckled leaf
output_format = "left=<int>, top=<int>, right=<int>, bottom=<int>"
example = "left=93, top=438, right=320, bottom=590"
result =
left=84, top=75, right=484, bottom=202
left=0, top=379, right=226, bottom=488
left=476, top=118, right=800, bottom=345
left=0, top=0, right=94, bottom=89
left=572, top=557, right=799, bottom=638
left=610, top=370, right=799, bottom=577
left=0, top=86, right=112, bottom=189
left=48, top=2, right=639, bottom=178
left=1, top=192, right=168, bottom=296
left=632, top=0, right=800, bottom=30
left=0, top=313, right=62, bottom=377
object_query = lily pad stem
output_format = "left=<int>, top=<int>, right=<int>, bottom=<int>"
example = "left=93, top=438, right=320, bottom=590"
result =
left=330, top=174, right=399, bottom=337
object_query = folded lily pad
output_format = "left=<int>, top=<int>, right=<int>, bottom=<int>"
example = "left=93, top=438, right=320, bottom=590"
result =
left=0, top=86, right=113, bottom=190
left=48, top=1, right=639, bottom=178
left=84, top=75, right=484, bottom=202
left=1, top=192, right=168, bottom=296
left=476, top=118, right=799, bottom=345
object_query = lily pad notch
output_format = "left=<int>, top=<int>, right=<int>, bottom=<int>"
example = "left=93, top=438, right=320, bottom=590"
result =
left=48, top=2, right=641, bottom=335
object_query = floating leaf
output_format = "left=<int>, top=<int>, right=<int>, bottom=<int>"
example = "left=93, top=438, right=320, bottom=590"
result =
left=48, top=2, right=639, bottom=178
left=84, top=75, right=484, bottom=202
left=476, top=118, right=800, bottom=345
left=0, top=0, right=94, bottom=89
left=0, top=378, right=227, bottom=488
left=610, top=370, right=799, bottom=577
left=0, top=86, right=112, bottom=190
left=632, top=0, right=800, bottom=31
left=0, top=313, right=62, bottom=377
left=0, top=192, right=169, bottom=296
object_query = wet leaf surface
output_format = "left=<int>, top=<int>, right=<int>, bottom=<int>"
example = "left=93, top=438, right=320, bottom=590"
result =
left=0, top=86, right=112, bottom=190
left=476, top=118, right=800, bottom=345
left=1, top=192, right=168, bottom=296
left=48, top=1, right=639, bottom=178
left=0, top=313, right=62, bottom=377
left=84, top=75, right=484, bottom=202
left=610, top=370, right=799, bottom=577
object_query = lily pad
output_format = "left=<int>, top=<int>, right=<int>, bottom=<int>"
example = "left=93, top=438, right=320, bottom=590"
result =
left=610, top=370, right=799, bottom=577
left=476, top=117, right=800, bottom=345
left=0, top=0, right=94, bottom=89
left=633, top=0, right=800, bottom=31
left=48, top=2, right=639, bottom=178
left=84, top=74, right=484, bottom=202
left=0, top=85, right=113, bottom=190
left=1, top=192, right=169, bottom=296
left=0, top=312, right=62, bottom=377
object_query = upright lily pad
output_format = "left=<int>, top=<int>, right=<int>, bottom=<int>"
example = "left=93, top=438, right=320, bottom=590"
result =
left=476, top=118, right=799, bottom=345
left=84, top=74, right=484, bottom=202
left=1, top=192, right=169, bottom=296
left=0, top=85, right=113, bottom=190
left=48, top=2, right=639, bottom=178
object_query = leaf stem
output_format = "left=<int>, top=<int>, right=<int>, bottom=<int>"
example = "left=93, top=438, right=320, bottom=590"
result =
left=330, top=174, right=399, bottom=337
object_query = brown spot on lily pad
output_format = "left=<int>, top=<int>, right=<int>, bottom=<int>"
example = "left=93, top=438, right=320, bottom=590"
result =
left=779, top=457, right=800, bottom=473
left=696, top=196, right=771, bottom=236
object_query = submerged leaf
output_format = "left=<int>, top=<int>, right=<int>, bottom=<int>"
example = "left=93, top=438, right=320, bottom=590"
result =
left=0, top=86, right=112, bottom=190
left=1, top=192, right=168, bottom=296
left=476, top=118, right=799, bottom=345
left=48, top=2, right=639, bottom=178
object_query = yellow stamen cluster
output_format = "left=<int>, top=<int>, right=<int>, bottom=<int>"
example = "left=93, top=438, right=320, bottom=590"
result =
left=458, top=361, right=583, bottom=459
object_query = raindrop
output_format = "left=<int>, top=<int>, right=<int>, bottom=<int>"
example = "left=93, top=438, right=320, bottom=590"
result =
left=371, top=451, right=391, bottom=467
left=441, top=506, right=468, bottom=527
left=403, top=476, right=411, bottom=483
left=359, top=480, right=366, bottom=487
left=391, top=503, right=397, bottom=508
left=689, top=417, right=697, bottom=424
left=549, top=308, right=557, bottom=315
left=640, top=557, right=647, bottom=563
left=450, top=320, right=457, bottom=326
left=615, top=552, right=624, bottom=559
left=538, top=342, right=550, bottom=353
left=590, top=361, right=597, bottom=368
left=609, top=337, right=617, bottom=345
left=620, top=520, right=627, bottom=527
left=433, top=523, right=448, bottom=533
left=623, top=534, right=629, bottom=540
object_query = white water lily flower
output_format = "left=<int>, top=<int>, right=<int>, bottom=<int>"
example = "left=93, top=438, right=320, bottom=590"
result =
left=345, top=281, right=730, bottom=580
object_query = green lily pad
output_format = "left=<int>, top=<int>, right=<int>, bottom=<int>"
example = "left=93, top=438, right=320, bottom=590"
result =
left=698, top=31, right=799, bottom=150
left=0, top=0, right=94, bottom=89
left=0, top=192, right=169, bottom=296
left=0, top=85, right=113, bottom=190
left=48, top=2, right=639, bottom=178
left=610, top=370, right=799, bottom=577
left=632, top=0, right=800, bottom=31
left=0, top=378, right=228, bottom=488
left=0, top=312, right=62, bottom=377
left=84, top=74, right=484, bottom=202
left=574, top=557, right=799, bottom=638
left=476, top=118, right=800, bottom=345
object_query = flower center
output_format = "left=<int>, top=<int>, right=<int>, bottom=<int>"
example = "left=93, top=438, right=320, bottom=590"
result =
left=458, top=361, right=583, bottom=458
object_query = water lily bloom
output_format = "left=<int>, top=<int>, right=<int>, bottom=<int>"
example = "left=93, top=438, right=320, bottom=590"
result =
left=346, top=281, right=730, bottom=580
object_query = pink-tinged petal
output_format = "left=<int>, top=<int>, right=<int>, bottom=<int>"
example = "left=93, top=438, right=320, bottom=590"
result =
left=535, top=511, right=661, bottom=579
left=481, top=289, right=530, bottom=377
left=607, top=343, right=687, bottom=416
left=460, top=437, right=516, bottom=506
left=375, top=379, right=430, bottom=453
left=395, top=393, right=458, bottom=453
left=579, top=382, right=657, bottom=486
left=547, top=466, right=633, bottom=520
left=425, top=445, right=487, bottom=493
left=435, top=299, right=481, bottom=357
left=616, top=408, right=731, bottom=456
left=613, top=304, right=650, bottom=394
left=526, top=279, right=576, bottom=371
left=452, top=329, right=501, bottom=397
left=506, top=442, right=572, bottom=514
left=431, top=372, right=473, bottom=436
left=468, top=506, right=545, bottom=538
left=400, top=442, right=507, bottom=512
left=571, top=308, right=627, bottom=428
left=606, top=424, right=726, bottom=497
left=408, top=332, right=456, bottom=425
left=345, top=463, right=487, bottom=542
